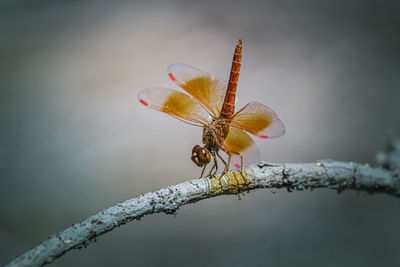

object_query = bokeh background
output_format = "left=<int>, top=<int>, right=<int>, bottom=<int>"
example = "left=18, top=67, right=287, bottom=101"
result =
left=1, top=0, right=400, bottom=266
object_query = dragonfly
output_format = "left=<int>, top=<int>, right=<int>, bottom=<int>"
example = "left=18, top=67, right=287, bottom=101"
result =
left=138, top=39, right=285, bottom=178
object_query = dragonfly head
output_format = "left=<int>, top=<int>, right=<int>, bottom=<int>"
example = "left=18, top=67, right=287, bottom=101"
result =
left=191, top=145, right=211, bottom=167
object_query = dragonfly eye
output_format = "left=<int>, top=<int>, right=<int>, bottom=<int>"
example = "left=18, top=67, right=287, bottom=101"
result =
left=191, top=145, right=211, bottom=167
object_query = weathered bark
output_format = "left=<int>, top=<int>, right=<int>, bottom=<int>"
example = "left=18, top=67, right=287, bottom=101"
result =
left=6, top=133, right=400, bottom=267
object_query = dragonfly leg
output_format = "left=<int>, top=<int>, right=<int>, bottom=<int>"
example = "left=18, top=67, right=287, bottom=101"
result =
left=225, top=154, right=231, bottom=173
left=231, top=152, right=245, bottom=177
left=210, top=151, right=218, bottom=177
left=208, top=162, right=215, bottom=177
left=199, top=164, right=207, bottom=178
left=216, top=151, right=229, bottom=177
left=217, top=152, right=231, bottom=176
left=239, top=153, right=244, bottom=177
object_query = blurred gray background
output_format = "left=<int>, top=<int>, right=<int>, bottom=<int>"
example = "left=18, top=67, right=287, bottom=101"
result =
left=1, top=0, right=400, bottom=266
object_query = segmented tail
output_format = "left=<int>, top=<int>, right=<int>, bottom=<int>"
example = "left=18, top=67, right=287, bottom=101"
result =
left=220, top=39, right=242, bottom=119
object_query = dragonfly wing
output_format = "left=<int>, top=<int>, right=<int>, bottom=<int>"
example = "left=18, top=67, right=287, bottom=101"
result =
left=168, top=63, right=227, bottom=118
left=138, top=88, right=209, bottom=126
left=231, top=101, right=285, bottom=139
left=222, top=126, right=260, bottom=169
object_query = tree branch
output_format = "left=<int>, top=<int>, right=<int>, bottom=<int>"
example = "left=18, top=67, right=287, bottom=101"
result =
left=6, top=134, right=400, bottom=266
left=376, top=129, right=400, bottom=169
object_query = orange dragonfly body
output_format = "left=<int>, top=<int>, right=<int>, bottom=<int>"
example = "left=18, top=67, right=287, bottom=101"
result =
left=138, top=40, right=285, bottom=177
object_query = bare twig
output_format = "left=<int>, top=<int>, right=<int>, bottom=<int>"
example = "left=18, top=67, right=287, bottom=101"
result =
left=7, top=133, right=400, bottom=266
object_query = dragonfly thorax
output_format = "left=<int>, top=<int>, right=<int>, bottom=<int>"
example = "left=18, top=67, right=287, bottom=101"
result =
left=202, top=118, right=229, bottom=152
left=191, top=119, right=229, bottom=169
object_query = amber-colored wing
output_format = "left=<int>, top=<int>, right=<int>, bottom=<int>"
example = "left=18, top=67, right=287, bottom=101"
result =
left=138, top=88, right=210, bottom=126
left=168, top=63, right=227, bottom=119
left=222, top=126, right=260, bottom=169
left=230, top=101, right=285, bottom=139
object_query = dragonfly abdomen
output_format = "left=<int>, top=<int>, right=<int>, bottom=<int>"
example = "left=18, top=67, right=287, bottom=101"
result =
left=220, top=39, right=242, bottom=119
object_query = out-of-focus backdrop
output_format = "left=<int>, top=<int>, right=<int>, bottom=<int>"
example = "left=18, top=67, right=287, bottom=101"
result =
left=1, top=0, right=400, bottom=266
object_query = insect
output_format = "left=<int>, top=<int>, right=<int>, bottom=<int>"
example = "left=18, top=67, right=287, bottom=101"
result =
left=138, top=40, right=285, bottom=178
